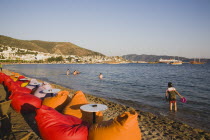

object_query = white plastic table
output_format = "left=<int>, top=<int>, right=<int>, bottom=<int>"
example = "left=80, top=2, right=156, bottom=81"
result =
left=29, top=82, right=41, bottom=86
left=42, top=89, right=61, bottom=96
left=80, top=104, right=108, bottom=123
left=19, top=78, right=31, bottom=81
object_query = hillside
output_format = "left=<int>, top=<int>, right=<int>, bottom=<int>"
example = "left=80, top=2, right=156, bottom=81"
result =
left=122, top=54, right=210, bottom=63
left=0, top=35, right=104, bottom=56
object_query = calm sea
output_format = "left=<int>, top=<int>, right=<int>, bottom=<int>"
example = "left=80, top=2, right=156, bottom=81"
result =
left=4, top=63, right=210, bottom=131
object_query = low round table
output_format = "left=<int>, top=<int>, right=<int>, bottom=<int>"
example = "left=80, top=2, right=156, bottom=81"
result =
left=29, top=82, right=41, bottom=86
left=80, top=104, right=108, bottom=124
left=19, top=78, right=31, bottom=81
left=42, top=89, right=61, bottom=97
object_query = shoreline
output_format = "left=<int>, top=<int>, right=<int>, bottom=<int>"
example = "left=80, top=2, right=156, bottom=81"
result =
left=1, top=69, right=210, bottom=140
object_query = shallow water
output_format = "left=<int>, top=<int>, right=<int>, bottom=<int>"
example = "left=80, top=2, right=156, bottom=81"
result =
left=4, top=63, right=210, bottom=131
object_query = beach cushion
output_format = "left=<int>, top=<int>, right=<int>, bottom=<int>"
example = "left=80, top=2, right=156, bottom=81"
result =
left=11, top=87, right=32, bottom=95
left=35, top=105, right=88, bottom=140
left=63, top=91, right=103, bottom=124
left=42, top=91, right=71, bottom=112
left=7, top=81, right=26, bottom=92
left=3, top=77, right=13, bottom=87
left=20, top=82, right=29, bottom=87
left=0, top=72, right=7, bottom=83
left=10, top=92, right=42, bottom=113
left=88, top=110, right=141, bottom=140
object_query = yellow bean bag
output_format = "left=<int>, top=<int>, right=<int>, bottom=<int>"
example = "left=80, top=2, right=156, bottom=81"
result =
left=63, top=91, right=103, bottom=124
left=88, top=110, right=141, bottom=140
left=21, top=82, right=29, bottom=87
left=42, top=91, right=70, bottom=112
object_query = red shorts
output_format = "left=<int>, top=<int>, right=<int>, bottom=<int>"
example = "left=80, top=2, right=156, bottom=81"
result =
left=170, top=101, right=176, bottom=103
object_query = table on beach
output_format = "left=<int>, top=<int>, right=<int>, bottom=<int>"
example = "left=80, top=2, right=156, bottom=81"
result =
left=42, top=89, right=61, bottom=97
left=19, top=78, right=31, bottom=81
left=80, top=104, right=108, bottom=124
left=29, top=82, right=41, bottom=86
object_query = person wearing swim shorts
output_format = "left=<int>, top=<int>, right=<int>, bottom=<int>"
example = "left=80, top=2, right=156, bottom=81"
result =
left=165, top=82, right=183, bottom=111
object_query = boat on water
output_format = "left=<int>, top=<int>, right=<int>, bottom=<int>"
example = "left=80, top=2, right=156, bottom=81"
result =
left=190, top=58, right=205, bottom=64
left=170, top=61, right=183, bottom=65
left=158, top=58, right=180, bottom=64
left=190, top=61, right=205, bottom=64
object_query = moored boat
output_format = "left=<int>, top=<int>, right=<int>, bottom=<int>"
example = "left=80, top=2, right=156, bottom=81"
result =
left=170, top=61, right=183, bottom=65
left=190, top=58, right=205, bottom=64
left=190, top=61, right=205, bottom=64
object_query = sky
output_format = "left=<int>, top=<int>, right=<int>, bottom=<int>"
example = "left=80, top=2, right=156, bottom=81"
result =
left=0, top=0, right=210, bottom=58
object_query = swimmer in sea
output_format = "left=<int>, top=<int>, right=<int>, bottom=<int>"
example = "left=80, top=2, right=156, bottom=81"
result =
left=98, top=73, right=103, bottom=79
left=66, top=69, right=70, bottom=75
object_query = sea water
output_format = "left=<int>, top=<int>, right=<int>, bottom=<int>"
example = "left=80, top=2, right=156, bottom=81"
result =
left=4, top=63, right=210, bottom=131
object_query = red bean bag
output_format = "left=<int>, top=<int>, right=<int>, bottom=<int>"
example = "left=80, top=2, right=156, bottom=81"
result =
left=10, top=92, right=42, bottom=113
left=12, top=86, right=32, bottom=94
left=0, top=72, right=7, bottom=84
left=35, top=105, right=88, bottom=140
left=7, top=81, right=21, bottom=93
left=3, top=77, right=13, bottom=87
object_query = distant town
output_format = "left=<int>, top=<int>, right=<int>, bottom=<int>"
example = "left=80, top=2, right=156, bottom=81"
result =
left=0, top=45, right=128, bottom=64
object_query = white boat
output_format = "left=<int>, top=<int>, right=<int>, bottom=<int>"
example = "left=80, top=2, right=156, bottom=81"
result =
left=158, top=58, right=180, bottom=64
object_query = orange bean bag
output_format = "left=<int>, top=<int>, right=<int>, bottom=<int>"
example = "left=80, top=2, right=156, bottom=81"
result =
left=88, top=110, right=141, bottom=140
left=63, top=91, right=103, bottom=124
left=35, top=105, right=88, bottom=140
left=42, top=91, right=71, bottom=112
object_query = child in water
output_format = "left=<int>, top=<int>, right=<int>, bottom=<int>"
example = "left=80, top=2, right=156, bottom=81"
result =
left=165, top=82, right=183, bottom=111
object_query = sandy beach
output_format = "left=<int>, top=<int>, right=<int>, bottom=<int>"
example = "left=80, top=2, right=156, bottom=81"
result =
left=1, top=69, right=210, bottom=140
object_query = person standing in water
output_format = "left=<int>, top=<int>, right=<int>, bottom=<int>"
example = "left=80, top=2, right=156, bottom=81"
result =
left=66, top=69, right=70, bottom=75
left=0, top=63, right=2, bottom=71
left=98, top=73, right=103, bottom=79
left=165, top=82, right=183, bottom=111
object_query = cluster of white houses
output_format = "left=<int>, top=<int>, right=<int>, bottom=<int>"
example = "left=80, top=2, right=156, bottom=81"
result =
left=0, top=46, right=126, bottom=63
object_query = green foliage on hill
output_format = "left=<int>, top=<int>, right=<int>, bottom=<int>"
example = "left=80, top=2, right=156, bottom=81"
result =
left=0, top=35, right=104, bottom=56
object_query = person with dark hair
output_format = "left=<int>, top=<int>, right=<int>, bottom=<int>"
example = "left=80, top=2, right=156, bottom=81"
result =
left=98, top=73, right=103, bottom=79
left=66, top=69, right=70, bottom=75
left=165, top=82, right=183, bottom=111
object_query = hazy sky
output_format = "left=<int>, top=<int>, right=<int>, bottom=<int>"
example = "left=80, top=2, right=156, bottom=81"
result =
left=0, top=0, right=210, bottom=58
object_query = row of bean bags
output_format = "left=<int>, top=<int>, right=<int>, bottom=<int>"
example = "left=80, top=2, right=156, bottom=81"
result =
left=1, top=72, right=141, bottom=140
left=0, top=73, right=42, bottom=113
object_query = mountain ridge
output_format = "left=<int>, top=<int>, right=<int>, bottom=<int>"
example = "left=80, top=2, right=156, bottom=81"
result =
left=122, top=54, right=210, bottom=63
left=0, top=35, right=104, bottom=56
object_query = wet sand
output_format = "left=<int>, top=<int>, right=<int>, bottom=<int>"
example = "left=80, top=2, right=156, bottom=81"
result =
left=1, top=69, right=210, bottom=140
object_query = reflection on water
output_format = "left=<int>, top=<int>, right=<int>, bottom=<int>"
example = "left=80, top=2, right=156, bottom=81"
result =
left=5, top=63, right=210, bottom=131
